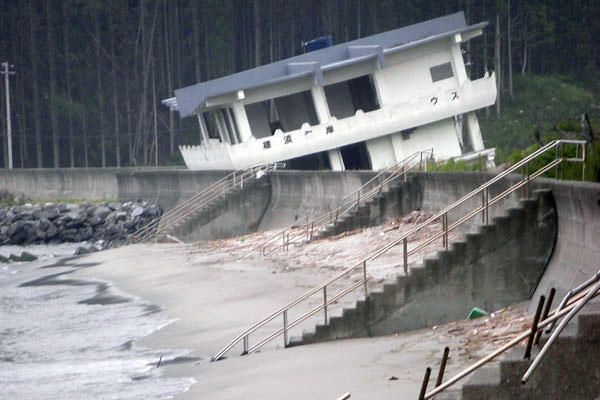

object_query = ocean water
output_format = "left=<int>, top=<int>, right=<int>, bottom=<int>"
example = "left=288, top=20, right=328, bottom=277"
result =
left=0, top=244, right=194, bottom=399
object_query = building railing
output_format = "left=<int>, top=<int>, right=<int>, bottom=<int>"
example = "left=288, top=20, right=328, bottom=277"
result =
left=211, top=139, right=586, bottom=362
left=241, top=149, right=434, bottom=258
left=130, top=162, right=285, bottom=243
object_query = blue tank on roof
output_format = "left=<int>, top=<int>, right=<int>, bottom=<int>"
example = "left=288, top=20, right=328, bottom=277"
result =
left=305, top=36, right=334, bottom=52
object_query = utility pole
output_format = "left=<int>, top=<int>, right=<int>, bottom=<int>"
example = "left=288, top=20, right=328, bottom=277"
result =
left=1, top=62, right=15, bottom=169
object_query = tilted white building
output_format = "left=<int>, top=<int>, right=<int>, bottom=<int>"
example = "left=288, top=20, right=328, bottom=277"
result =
left=163, top=12, right=497, bottom=171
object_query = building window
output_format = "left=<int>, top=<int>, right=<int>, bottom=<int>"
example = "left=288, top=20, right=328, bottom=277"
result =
left=324, top=74, right=380, bottom=120
left=430, top=62, right=454, bottom=82
left=245, top=90, right=319, bottom=139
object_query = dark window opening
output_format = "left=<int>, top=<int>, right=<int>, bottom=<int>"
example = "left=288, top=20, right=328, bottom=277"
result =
left=324, top=75, right=380, bottom=119
left=202, top=109, right=240, bottom=144
left=287, top=151, right=332, bottom=170
left=245, top=101, right=272, bottom=139
left=401, top=128, right=415, bottom=141
left=340, top=142, right=371, bottom=170
left=274, top=91, right=319, bottom=130
left=430, top=62, right=454, bottom=82
left=202, top=112, right=220, bottom=141
left=245, top=91, right=319, bottom=139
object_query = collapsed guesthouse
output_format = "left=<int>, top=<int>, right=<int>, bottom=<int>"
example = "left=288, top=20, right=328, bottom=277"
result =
left=163, top=12, right=497, bottom=171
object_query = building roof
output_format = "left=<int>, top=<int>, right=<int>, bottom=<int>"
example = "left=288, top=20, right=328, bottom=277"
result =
left=167, top=11, right=486, bottom=118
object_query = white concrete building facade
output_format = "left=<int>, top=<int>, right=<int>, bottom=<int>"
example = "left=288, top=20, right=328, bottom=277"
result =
left=164, top=12, right=497, bottom=171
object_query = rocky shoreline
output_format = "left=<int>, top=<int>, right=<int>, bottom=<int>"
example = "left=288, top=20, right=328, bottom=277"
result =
left=0, top=201, right=162, bottom=247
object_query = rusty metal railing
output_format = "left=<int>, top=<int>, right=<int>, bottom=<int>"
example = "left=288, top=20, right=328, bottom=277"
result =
left=131, top=162, right=285, bottom=243
left=211, top=139, right=586, bottom=362
left=421, top=270, right=600, bottom=398
left=242, top=149, right=434, bottom=258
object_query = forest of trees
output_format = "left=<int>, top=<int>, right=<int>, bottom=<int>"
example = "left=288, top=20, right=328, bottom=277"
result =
left=0, top=0, right=598, bottom=169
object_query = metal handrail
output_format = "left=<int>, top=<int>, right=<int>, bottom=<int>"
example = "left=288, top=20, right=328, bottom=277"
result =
left=211, top=139, right=586, bottom=361
left=132, top=162, right=284, bottom=242
left=131, top=171, right=238, bottom=242
left=243, top=149, right=434, bottom=258
left=424, top=273, right=600, bottom=399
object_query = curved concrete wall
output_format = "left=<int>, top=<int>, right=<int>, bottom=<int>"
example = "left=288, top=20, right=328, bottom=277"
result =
left=415, top=171, right=525, bottom=231
left=411, top=172, right=600, bottom=308
left=259, top=170, right=381, bottom=230
left=530, top=180, right=600, bottom=303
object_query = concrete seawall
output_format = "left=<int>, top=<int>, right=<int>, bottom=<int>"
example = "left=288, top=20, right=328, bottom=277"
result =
left=3, top=168, right=599, bottom=304
left=0, top=168, right=125, bottom=201
left=116, top=169, right=231, bottom=211
left=530, top=180, right=600, bottom=303
left=258, top=171, right=380, bottom=231
left=0, top=167, right=185, bottom=203
left=413, top=172, right=600, bottom=306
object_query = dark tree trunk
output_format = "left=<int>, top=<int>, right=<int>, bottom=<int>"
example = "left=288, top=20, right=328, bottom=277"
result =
left=46, top=0, right=60, bottom=167
left=28, top=0, right=42, bottom=168
left=94, top=9, right=106, bottom=167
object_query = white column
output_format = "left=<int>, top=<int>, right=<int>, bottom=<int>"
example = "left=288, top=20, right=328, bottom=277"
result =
left=450, top=36, right=468, bottom=86
left=365, top=136, right=397, bottom=170
left=466, top=111, right=485, bottom=151
left=390, top=132, right=406, bottom=163
left=371, top=69, right=388, bottom=107
left=232, top=101, right=253, bottom=142
left=196, top=114, right=210, bottom=146
left=311, top=85, right=330, bottom=123
left=225, top=109, right=239, bottom=144
left=328, top=148, right=345, bottom=171
left=214, top=111, right=229, bottom=144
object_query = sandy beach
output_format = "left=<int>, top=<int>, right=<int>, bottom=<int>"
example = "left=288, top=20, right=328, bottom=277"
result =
left=70, top=217, right=529, bottom=399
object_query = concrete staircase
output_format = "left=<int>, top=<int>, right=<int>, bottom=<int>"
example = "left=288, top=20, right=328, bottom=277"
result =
left=458, top=302, right=600, bottom=400
left=289, top=190, right=556, bottom=347
left=163, top=179, right=270, bottom=242
left=158, top=185, right=243, bottom=241
left=311, top=178, right=419, bottom=241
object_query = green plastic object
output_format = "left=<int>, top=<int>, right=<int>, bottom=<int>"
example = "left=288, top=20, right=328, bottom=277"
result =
left=467, top=307, right=489, bottom=320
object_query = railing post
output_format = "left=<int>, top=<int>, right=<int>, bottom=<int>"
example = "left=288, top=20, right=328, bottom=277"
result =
left=334, top=210, right=339, bottom=225
left=418, top=367, right=432, bottom=400
left=481, top=190, right=485, bottom=223
left=526, top=161, right=530, bottom=199
left=582, top=142, right=586, bottom=181
left=561, top=142, right=565, bottom=180
left=323, top=286, right=328, bottom=324
left=535, top=288, right=555, bottom=346
left=524, top=295, right=545, bottom=359
left=241, top=174, right=244, bottom=189
left=357, top=191, right=360, bottom=208
left=403, top=238, right=408, bottom=275
left=444, top=212, right=448, bottom=250
left=283, top=310, right=288, bottom=348
left=243, top=335, right=249, bottom=355
left=484, top=188, right=489, bottom=225
left=435, top=347, right=450, bottom=387
left=286, top=233, right=290, bottom=251
left=554, top=143, right=559, bottom=179
left=420, top=152, right=423, bottom=171
left=363, top=261, right=368, bottom=297
left=310, top=222, right=315, bottom=241
left=305, top=218, right=309, bottom=240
